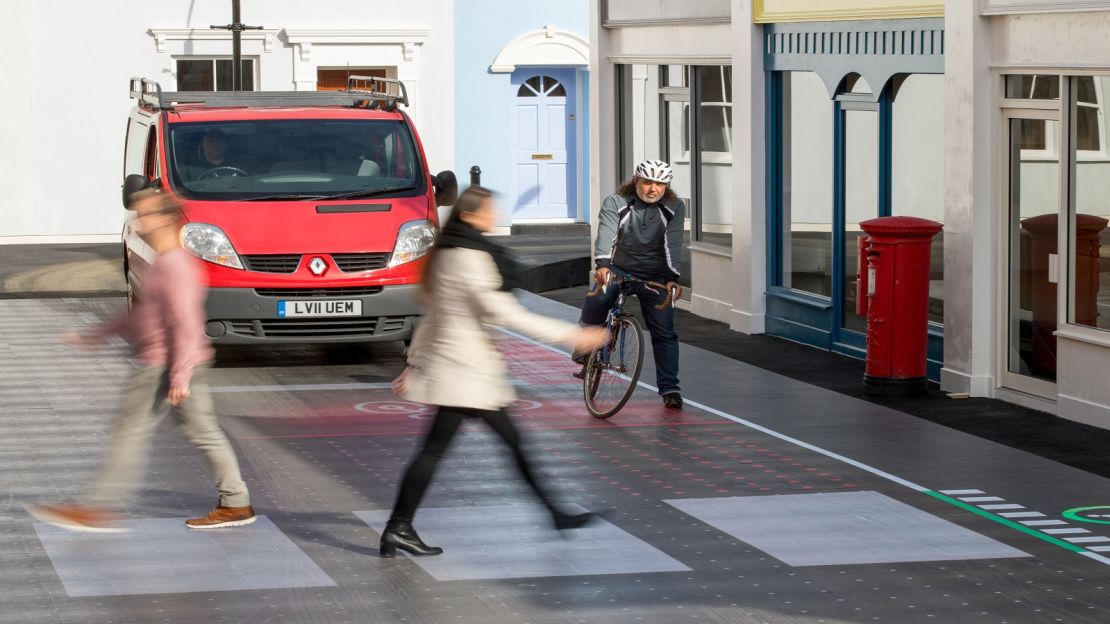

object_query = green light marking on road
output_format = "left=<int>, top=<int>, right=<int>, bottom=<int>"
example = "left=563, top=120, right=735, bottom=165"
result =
left=1062, top=506, right=1110, bottom=526
left=926, top=491, right=1085, bottom=553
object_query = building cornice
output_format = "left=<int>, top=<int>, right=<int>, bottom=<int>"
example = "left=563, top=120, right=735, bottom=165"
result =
left=283, top=28, right=430, bottom=62
left=149, top=28, right=281, bottom=53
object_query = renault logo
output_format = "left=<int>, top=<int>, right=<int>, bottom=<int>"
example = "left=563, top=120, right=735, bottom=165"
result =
left=308, top=257, right=328, bottom=276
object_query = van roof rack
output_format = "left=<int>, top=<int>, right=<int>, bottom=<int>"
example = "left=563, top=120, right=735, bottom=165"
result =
left=129, top=75, right=409, bottom=111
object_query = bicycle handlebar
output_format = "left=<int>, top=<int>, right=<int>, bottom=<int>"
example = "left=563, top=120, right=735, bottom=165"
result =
left=586, top=273, right=677, bottom=310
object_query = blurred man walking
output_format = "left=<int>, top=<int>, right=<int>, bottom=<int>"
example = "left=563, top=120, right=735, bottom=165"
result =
left=26, top=191, right=254, bottom=532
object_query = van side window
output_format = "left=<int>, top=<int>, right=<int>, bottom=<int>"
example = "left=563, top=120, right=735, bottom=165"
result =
left=144, top=127, right=160, bottom=179
left=124, top=118, right=152, bottom=178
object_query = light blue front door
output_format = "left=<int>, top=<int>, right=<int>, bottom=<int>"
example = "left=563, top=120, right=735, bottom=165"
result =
left=511, top=69, right=576, bottom=220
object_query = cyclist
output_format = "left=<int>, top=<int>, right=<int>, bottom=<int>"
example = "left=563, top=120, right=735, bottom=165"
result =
left=576, top=159, right=686, bottom=409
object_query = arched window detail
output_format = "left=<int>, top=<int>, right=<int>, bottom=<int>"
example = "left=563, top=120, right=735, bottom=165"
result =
left=517, top=75, right=566, bottom=98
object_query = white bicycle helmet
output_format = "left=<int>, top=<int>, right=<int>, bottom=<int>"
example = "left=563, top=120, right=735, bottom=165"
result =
left=634, top=159, right=674, bottom=184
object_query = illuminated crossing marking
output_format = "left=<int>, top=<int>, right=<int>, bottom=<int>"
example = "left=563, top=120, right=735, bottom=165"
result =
left=960, top=496, right=1005, bottom=503
left=940, top=489, right=984, bottom=495
left=999, top=511, right=1045, bottom=518
left=1021, top=520, right=1069, bottom=526
left=981, top=504, right=1025, bottom=510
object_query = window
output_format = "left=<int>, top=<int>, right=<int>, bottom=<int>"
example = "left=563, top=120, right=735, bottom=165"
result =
left=316, top=68, right=388, bottom=92
left=517, top=76, right=566, bottom=97
left=176, top=58, right=256, bottom=91
left=1068, top=76, right=1110, bottom=332
left=166, top=120, right=423, bottom=200
left=892, top=74, right=945, bottom=324
left=780, top=71, right=834, bottom=297
left=694, top=66, right=733, bottom=248
left=1075, top=76, right=1102, bottom=152
left=1005, top=75, right=1060, bottom=154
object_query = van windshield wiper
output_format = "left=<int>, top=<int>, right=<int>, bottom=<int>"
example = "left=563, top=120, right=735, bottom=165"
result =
left=239, top=193, right=331, bottom=202
left=321, top=186, right=419, bottom=201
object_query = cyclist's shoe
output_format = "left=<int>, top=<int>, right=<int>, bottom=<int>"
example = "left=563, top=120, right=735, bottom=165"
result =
left=573, top=363, right=588, bottom=380
left=571, top=351, right=588, bottom=365
left=662, top=392, right=683, bottom=409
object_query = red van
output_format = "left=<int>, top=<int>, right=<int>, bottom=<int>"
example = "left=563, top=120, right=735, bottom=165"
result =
left=121, top=77, right=456, bottom=344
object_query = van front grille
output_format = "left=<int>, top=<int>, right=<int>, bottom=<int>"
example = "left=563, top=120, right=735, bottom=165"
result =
left=333, top=253, right=390, bottom=272
left=242, top=255, right=302, bottom=273
left=222, top=316, right=412, bottom=339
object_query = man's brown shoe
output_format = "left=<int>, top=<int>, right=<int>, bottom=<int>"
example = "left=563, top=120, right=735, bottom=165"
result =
left=24, top=503, right=129, bottom=534
left=186, top=505, right=257, bottom=529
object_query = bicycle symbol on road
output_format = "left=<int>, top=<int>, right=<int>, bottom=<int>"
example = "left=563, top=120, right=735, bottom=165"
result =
left=1062, top=505, right=1110, bottom=525
left=354, top=401, right=434, bottom=419
left=353, top=399, right=543, bottom=419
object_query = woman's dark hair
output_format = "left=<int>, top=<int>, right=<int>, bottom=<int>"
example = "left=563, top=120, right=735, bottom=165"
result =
left=618, top=176, right=678, bottom=202
left=420, top=185, right=494, bottom=292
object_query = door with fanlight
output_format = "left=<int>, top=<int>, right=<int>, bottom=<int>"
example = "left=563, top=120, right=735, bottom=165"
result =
left=511, top=69, right=576, bottom=220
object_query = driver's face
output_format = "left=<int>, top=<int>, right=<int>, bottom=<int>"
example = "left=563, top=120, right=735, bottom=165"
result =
left=202, top=133, right=227, bottom=163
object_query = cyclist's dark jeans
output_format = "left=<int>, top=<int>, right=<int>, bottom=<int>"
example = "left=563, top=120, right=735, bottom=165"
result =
left=579, top=274, right=681, bottom=396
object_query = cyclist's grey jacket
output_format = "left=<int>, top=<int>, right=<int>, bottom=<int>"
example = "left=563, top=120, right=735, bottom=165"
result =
left=594, top=193, right=685, bottom=282
left=401, top=247, right=578, bottom=411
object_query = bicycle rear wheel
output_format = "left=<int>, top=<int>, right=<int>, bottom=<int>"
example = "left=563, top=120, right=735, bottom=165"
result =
left=583, top=316, right=644, bottom=418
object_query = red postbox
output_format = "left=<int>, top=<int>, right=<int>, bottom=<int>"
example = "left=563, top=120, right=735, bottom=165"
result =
left=857, top=216, right=943, bottom=397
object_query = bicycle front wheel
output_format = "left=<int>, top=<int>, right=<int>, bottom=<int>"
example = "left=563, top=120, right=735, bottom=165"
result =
left=583, top=316, right=645, bottom=418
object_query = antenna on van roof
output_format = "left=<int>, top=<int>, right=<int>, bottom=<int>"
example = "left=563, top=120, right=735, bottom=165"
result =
left=209, top=0, right=263, bottom=91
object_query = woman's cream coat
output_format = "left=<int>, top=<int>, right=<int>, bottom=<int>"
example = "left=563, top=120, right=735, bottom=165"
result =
left=401, top=247, right=579, bottom=410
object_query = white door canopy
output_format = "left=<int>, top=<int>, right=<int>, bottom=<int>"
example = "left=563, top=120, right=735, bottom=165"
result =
left=490, top=26, right=589, bottom=73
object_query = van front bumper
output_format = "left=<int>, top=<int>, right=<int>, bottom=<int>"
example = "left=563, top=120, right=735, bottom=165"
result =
left=203, top=285, right=421, bottom=344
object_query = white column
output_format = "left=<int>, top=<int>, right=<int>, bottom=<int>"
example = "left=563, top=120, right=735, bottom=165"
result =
left=730, top=1, right=767, bottom=334
left=940, top=0, right=996, bottom=396
left=590, top=0, right=616, bottom=240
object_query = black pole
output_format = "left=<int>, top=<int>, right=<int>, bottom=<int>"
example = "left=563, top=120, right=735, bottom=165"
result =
left=211, top=0, right=261, bottom=92
left=469, top=165, right=481, bottom=186
left=232, top=0, right=241, bottom=91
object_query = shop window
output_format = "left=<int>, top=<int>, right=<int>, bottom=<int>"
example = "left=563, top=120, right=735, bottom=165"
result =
left=1068, top=76, right=1110, bottom=332
left=780, top=71, right=834, bottom=297
left=892, top=74, right=945, bottom=324
left=316, top=68, right=388, bottom=92
left=1005, top=75, right=1060, bottom=154
left=176, top=58, right=255, bottom=91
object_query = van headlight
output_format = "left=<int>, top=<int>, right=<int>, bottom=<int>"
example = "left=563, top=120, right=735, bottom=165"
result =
left=180, top=223, right=244, bottom=270
left=388, top=220, right=437, bottom=267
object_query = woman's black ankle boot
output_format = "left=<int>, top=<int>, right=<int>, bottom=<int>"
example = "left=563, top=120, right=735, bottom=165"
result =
left=380, top=520, right=444, bottom=558
left=552, top=510, right=596, bottom=531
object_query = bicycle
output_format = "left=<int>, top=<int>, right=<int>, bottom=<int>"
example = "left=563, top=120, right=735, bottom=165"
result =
left=580, top=273, right=676, bottom=419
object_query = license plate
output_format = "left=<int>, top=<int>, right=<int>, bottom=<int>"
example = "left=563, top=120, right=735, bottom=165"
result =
left=277, top=299, right=362, bottom=318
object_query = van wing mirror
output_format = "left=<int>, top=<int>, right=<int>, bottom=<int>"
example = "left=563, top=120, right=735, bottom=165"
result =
left=433, top=170, right=458, bottom=207
left=122, top=174, right=151, bottom=209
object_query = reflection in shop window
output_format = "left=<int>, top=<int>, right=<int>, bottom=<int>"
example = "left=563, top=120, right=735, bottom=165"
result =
left=1069, top=76, right=1110, bottom=332
left=892, top=73, right=945, bottom=325
left=781, top=71, right=834, bottom=297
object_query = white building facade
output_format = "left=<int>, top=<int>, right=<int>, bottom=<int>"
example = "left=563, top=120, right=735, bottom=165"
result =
left=590, top=0, right=1110, bottom=429
left=2, top=0, right=455, bottom=241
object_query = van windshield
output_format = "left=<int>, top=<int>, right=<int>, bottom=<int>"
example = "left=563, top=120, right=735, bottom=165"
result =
left=167, top=120, right=425, bottom=200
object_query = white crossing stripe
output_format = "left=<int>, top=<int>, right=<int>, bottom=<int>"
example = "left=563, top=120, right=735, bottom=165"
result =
left=960, top=497, right=1005, bottom=503
left=1042, top=528, right=1091, bottom=535
left=999, top=512, right=1046, bottom=518
left=1064, top=536, right=1110, bottom=544
left=940, top=489, right=984, bottom=495
left=1020, top=520, right=1068, bottom=526
left=980, top=504, right=1025, bottom=511
left=1087, top=545, right=1110, bottom=553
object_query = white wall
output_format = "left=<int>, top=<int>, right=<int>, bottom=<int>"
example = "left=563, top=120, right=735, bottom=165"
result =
left=0, top=0, right=452, bottom=239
